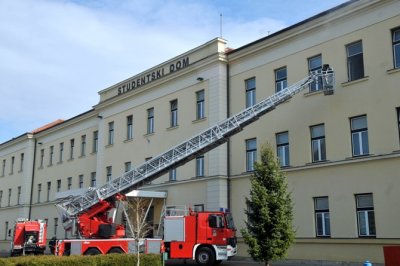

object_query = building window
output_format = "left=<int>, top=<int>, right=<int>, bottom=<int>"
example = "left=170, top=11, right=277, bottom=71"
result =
left=314, top=197, right=330, bottom=237
left=54, top=218, right=58, bottom=236
left=147, top=108, right=154, bottom=134
left=125, top=162, right=132, bottom=172
left=47, top=182, right=51, bottom=202
left=19, top=153, right=24, bottom=172
left=5, top=221, right=8, bottom=240
left=10, top=156, right=14, bottom=174
left=57, top=180, right=61, bottom=192
left=49, top=146, right=54, bottom=165
left=37, top=184, right=41, bottom=203
left=393, top=27, right=400, bottom=69
left=93, top=131, right=98, bottom=153
left=196, top=90, right=205, bottom=120
left=396, top=107, right=400, bottom=146
left=350, top=115, right=369, bottom=156
left=346, top=41, right=364, bottom=81
left=245, top=78, right=256, bottom=108
left=81, top=135, right=86, bottom=156
left=275, top=67, right=287, bottom=93
left=127, top=115, right=133, bottom=140
left=1, top=159, right=5, bottom=177
left=79, top=175, right=84, bottom=189
left=356, top=194, right=376, bottom=237
left=311, top=124, right=326, bottom=162
left=69, top=139, right=74, bottom=160
left=59, top=142, right=64, bottom=163
left=7, top=188, right=11, bottom=206
left=196, top=156, right=204, bottom=177
left=108, top=122, right=114, bottom=145
left=106, top=166, right=112, bottom=182
left=17, top=186, right=21, bottom=205
left=246, top=138, right=257, bottom=172
left=276, top=132, right=290, bottom=167
left=169, top=168, right=177, bottom=181
left=90, top=172, right=96, bottom=187
left=40, top=149, right=44, bottom=168
left=170, top=100, right=178, bottom=127
left=67, top=177, right=72, bottom=190
left=308, top=55, right=322, bottom=92
left=0, top=190, right=3, bottom=207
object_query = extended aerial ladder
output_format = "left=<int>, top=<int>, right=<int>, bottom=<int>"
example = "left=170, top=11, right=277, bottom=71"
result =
left=56, top=65, right=335, bottom=234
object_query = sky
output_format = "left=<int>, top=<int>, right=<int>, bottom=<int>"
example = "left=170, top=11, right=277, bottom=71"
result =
left=0, top=0, right=348, bottom=144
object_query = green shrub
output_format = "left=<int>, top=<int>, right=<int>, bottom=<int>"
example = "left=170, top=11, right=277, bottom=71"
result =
left=0, top=254, right=161, bottom=266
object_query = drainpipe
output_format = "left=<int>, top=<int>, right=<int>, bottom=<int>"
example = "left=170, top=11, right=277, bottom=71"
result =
left=226, top=63, right=231, bottom=211
left=28, top=138, right=37, bottom=220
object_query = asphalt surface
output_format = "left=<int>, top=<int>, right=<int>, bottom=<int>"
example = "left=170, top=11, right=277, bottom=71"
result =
left=165, top=258, right=383, bottom=266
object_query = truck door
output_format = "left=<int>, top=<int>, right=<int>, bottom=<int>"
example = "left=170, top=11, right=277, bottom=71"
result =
left=207, top=214, right=226, bottom=245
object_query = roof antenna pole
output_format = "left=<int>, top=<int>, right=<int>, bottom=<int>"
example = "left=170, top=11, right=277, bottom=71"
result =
left=220, top=13, right=223, bottom=38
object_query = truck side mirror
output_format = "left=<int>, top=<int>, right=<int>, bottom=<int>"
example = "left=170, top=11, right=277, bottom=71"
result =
left=8, top=229, right=11, bottom=237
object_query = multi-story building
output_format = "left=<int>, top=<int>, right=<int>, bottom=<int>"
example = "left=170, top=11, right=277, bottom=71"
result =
left=1, top=0, right=399, bottom=263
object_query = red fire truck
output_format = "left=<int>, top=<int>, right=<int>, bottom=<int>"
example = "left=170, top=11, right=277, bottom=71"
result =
left=10, top=218, right=47, bottom=256
left=163, top=207, right=237, bottom=264
left=54, top=204, right=236, bottom=266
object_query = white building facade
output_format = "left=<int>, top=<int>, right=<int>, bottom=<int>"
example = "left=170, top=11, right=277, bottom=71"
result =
left=1, top=0, right=400, bottom=263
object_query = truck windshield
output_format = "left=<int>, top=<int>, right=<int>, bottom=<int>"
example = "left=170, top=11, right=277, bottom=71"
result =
left=225, top=213, right=236, bottom=230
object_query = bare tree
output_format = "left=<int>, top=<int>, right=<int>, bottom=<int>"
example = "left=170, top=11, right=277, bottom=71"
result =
left=127, top=197, right=153, bottom=266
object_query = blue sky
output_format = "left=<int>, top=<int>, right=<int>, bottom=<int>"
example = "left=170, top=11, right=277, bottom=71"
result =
left=0, top=0, right=348, bottom=144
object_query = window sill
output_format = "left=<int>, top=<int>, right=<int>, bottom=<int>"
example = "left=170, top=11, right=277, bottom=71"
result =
left=67, top=158, right=74, bottom=162
left=305, top=160, right=329, bottom=166
left=167, top=125, right=179, bottom=131
left=105, top=144, right=114, bottom=148
left=79, top=155, right=86, bottom=159
left=387, top=68, right=400, bottom=75
left=346, top=153, right=372, bottom=160
left=124, top=138, right=134, bottom=143
left=192, top=117, right=206, bottom=124
left=57, top=161, right=63, bottom=165
left=358, top=235, right=376, bottom=239
left=341, top=76, right=369, bottom=87
left=303, top=89, right=324, bottom=97
left=47, top=164, right=53, bottom=168
left=144, top=133, right=155, bottom=138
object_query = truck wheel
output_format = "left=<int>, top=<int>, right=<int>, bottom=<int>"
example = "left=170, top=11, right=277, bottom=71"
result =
left=196, top=247, right=215, bottom=266
left=108, top=247, right=124, bottom=254
left=84, top=248, right=101, bottom=255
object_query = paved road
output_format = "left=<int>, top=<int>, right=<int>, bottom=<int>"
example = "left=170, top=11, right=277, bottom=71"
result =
left=165, top=258, right=382, bottom=266
left=166, top=259, right=263, bottom=265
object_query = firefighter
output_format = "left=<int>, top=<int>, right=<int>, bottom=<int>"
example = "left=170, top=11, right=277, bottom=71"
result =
left=49, top=236, right=57, bottom=254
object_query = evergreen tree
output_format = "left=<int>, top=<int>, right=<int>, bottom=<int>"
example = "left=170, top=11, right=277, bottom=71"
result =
left=241, top=143, right=295, bottom=266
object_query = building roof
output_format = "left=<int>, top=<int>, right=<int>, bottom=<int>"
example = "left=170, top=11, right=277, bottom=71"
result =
left=226, top=0, right=359, bottom=55
left=31, top=119, right=64, bottom=134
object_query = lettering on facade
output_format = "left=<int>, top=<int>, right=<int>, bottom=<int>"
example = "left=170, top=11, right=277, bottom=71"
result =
left=117, top=57, right=189, bottom=95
